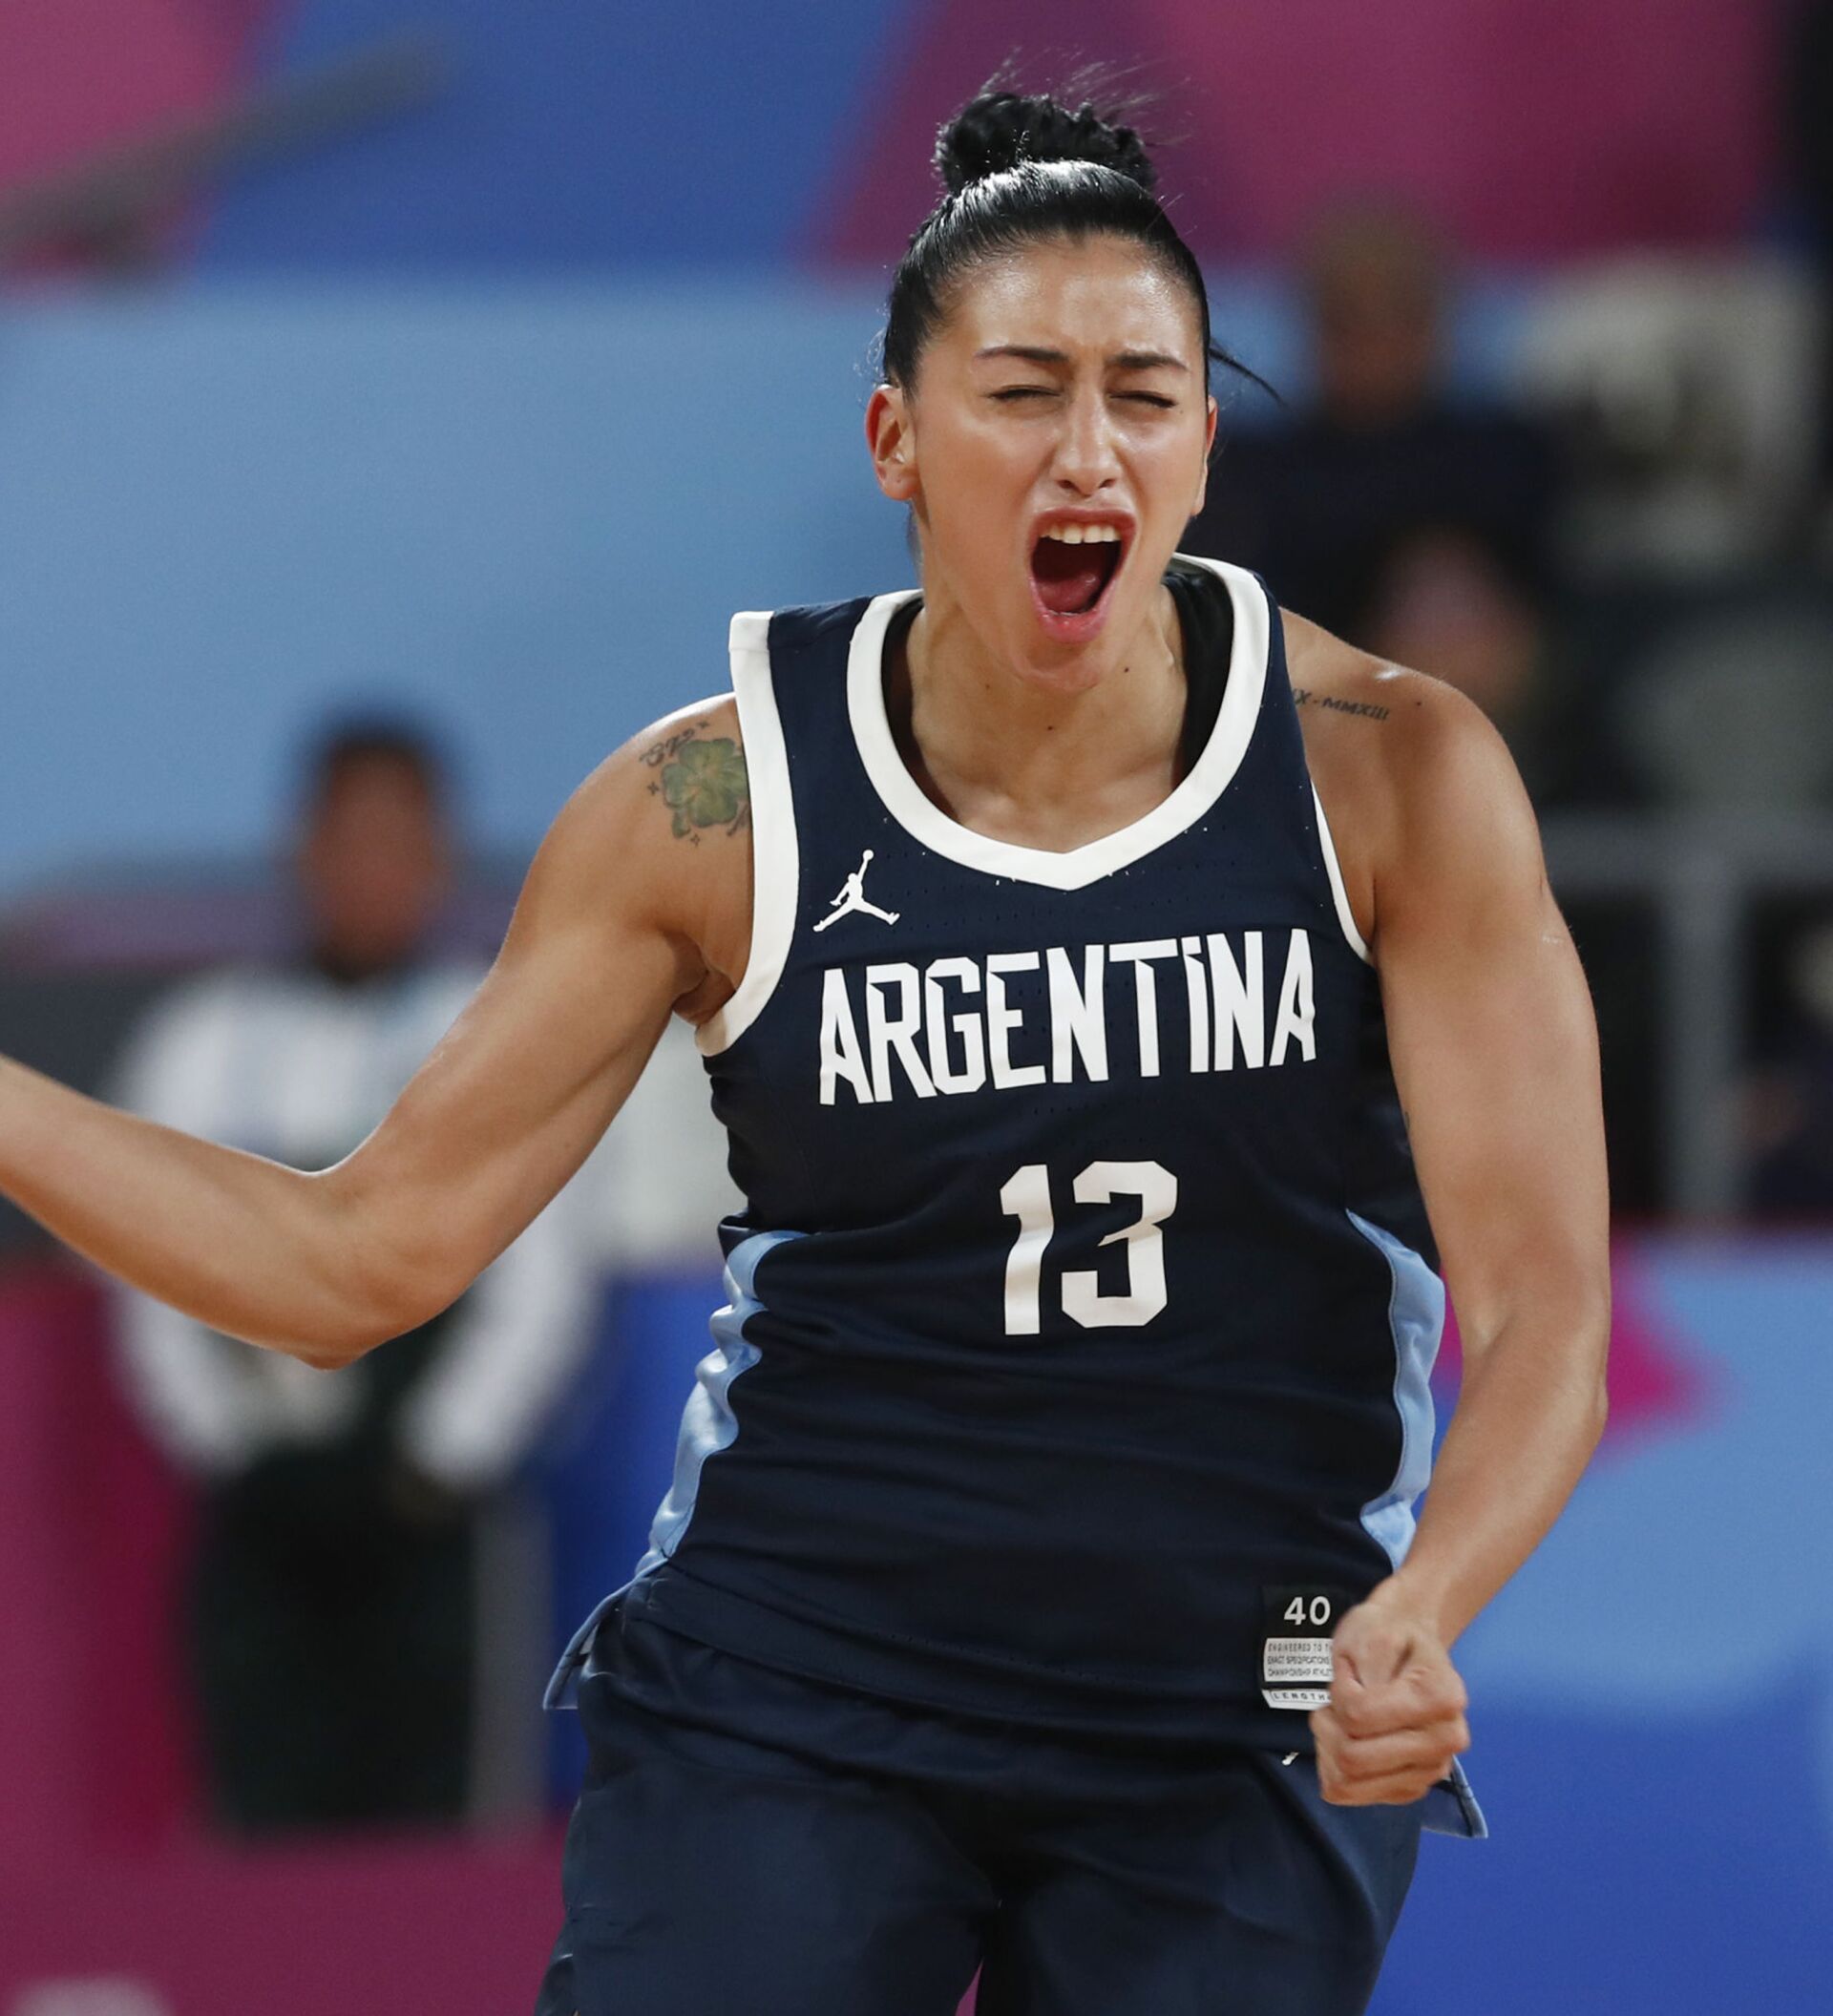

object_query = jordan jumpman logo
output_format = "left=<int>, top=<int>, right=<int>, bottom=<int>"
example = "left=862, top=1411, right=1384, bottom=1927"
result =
left=813, top=849, right=900, bottom=931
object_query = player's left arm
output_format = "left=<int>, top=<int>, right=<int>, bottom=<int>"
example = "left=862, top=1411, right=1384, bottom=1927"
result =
left=1310, top=663, right=1612, bottom=1809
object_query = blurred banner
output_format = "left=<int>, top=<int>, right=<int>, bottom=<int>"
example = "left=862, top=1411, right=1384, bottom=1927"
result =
left=2, top=0, right=1774, bottom=270
left=3, top=1231, right=1829, bottom=2014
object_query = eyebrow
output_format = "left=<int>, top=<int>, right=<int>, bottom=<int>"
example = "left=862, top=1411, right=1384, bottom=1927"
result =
left=973, top=344, right=1190, bottom=374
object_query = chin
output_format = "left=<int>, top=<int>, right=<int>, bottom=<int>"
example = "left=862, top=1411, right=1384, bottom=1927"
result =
left=1013, top=638, right=1113, bottom=695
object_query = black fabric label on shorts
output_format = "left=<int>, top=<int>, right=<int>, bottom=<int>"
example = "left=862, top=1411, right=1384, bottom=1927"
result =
left=1260, top=1586, right=1351, bottom=1711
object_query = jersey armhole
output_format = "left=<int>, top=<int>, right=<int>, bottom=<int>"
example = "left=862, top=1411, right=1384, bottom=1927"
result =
left=1312, top=784, right=1372, bottom=964
left=696, top=612, right=798, bottom=1055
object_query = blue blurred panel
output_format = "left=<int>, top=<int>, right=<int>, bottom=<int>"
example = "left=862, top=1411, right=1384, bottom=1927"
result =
left=1381, top=1238, right=1833, bottom=2010
left=199, top=0, right=921, bottom=269
left=0, top=282, right=912, bottom=891
left=1378, top=1678, right=1833, bottom=2014
left=0, top=274, right=1528, bottom=895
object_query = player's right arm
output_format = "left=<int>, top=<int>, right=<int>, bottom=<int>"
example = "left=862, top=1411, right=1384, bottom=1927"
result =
left=0, top=701, right=747, bottom=1368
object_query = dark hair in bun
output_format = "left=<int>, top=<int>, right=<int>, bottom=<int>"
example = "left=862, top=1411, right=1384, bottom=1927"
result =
left=935, top=88, right=1157, bottom=197
left=882, top=78, right=1256, bottom=402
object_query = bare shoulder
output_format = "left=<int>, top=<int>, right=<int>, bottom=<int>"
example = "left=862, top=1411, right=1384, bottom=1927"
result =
left=624, top=696, right=750, bottom=840
left=1280, top=611, right=1543, bottom=941
left=537, top=695, right=747, bottom=883
left=516, top=696, right=754, bottom=1016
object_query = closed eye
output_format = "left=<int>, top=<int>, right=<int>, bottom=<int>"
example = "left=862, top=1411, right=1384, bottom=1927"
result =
left=988, top=387, right=1177, bottom=409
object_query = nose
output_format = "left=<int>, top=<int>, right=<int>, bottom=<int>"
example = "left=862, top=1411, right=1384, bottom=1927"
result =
left=1050, top=384, right=1122, bottom=498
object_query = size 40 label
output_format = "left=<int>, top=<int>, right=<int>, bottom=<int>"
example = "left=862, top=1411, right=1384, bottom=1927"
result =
left=1260, top=1586, right=1350, bottom=1712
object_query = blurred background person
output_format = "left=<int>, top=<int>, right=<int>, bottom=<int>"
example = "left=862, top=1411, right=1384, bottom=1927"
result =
left=1191, top=200, right=1560, bottom=637
left=109, top=718, right=597, bottom=1836
left=1188, top=200, right=1563, bottom=786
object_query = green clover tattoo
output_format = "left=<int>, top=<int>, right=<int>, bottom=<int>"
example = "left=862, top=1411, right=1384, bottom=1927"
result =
left=659, top=737, right=749, bottom=839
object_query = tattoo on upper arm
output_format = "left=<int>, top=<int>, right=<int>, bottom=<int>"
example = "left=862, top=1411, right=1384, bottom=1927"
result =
left=1292, top=686, right=1391, bottom=724
left=641, top=722, right=750, bottom=843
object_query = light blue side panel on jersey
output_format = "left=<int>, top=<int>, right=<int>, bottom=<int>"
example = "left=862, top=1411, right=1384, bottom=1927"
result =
left=541, top=1227, right=803, bottom=1710
left=1332, top=1214, right=1484, bottom=1839
left=635, top=1228, right=803, bottom=1577
left=1348, top=1209, right=1445, bottom=1569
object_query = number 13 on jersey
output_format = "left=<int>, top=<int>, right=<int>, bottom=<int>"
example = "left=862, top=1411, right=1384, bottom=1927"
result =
left=999, top=1161, right=1178, bottom=1335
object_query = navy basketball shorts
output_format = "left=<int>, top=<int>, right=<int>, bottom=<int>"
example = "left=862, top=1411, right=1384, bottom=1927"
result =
left=534, top=1607, right=1422, bottom=2016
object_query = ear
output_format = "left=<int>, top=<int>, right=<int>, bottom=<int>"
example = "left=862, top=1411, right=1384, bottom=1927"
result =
left=1190, top=393, right=1219, bottom=518
left=866, top=383, right=919, bottom=503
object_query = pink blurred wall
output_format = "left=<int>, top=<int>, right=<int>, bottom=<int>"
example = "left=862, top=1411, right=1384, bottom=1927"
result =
left=819, top=0, right=1776, bottom=262
left=0, top=1261, right=196, bottom=1855
left=0, top=0, right=278, bottom=189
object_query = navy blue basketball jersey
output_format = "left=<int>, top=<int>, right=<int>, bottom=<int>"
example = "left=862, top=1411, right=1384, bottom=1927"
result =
left=555, top=556, right=1446, bottom=1753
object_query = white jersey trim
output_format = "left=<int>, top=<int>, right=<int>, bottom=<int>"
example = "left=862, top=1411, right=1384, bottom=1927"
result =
left=845, top=555, right=1271, bottom=892
left=696, top=612, right=796, bottom=1056
left=1312, top=786, right=1372, bottom=963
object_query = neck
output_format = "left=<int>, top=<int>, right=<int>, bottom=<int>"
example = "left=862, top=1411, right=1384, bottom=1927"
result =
left=893, top=584, right=1188, bottom=850
left=306, top=941, right=417, bottom=988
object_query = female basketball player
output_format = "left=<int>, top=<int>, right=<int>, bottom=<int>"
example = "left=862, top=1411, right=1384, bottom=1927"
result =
left=0, top=90, right=1608, bottom=2016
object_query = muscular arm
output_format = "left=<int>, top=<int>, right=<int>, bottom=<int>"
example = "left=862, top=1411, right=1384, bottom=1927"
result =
left=1291, top=622, right=1611, bottom=1804
left=0, top=703, right=748, bottom=1367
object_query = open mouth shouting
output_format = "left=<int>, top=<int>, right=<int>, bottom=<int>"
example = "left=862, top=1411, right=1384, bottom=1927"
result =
left=1027, top=512, right=1133, bottom=642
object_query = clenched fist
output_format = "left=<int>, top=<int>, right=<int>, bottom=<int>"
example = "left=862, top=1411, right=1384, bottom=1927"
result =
left=1310, top=1583, right=1470, bottom=1807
